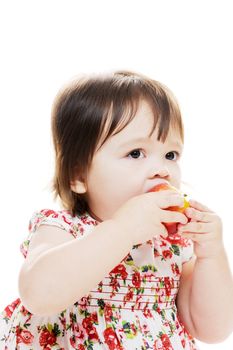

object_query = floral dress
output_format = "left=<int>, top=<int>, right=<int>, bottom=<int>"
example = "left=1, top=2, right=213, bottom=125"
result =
left=0, top=209, right=198, bottom=350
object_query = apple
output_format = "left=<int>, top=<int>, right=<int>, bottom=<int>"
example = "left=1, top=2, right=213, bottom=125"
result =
left=149, top=182, right=189, bottom=235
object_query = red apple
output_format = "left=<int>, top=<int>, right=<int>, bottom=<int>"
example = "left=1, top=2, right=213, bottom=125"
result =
left=149, top=182, right=189, bottom=235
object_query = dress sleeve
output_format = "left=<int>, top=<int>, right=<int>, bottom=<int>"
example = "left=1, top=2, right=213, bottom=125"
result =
left=181, top=238, right=194, bottom=264
left=20, top=209, right=80, bottom=258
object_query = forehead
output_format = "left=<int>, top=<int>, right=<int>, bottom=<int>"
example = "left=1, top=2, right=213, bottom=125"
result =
left=104, top=101, right=183, bottom=147
left=114, top=101, right=154, bottom=139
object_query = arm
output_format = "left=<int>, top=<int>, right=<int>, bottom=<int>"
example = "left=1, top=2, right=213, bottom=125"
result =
left=19, top=219, right=132, bottom=316
left=19, top=191, right=188, bottom=316
left=176, top=200, right=233, bottom=343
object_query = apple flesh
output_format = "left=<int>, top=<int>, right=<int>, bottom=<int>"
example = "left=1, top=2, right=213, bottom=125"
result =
left=149, top=182, right=189, bottom=235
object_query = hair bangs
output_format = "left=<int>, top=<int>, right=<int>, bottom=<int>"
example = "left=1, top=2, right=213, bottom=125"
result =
left=96, top=74, right=184, bottom=151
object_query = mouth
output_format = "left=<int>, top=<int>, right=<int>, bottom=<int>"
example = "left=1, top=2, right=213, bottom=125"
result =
left=147, top=179, right=170, bottom=193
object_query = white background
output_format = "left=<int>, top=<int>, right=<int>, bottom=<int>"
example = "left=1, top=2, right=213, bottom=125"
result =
left=0, top=1, right=232, bottom=348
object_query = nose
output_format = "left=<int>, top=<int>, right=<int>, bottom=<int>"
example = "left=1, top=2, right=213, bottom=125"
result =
left=148, top=162, right=170, bottom=179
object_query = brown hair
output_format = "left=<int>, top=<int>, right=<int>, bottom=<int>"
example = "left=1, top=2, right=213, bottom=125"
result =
left=51, top=70, right=184, bottom=216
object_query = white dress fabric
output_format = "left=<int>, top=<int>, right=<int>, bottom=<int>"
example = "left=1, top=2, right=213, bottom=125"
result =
left=0, top=209, right=198, bottom=350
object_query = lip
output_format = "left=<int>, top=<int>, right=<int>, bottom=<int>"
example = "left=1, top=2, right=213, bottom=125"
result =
left=146, top=179, right=169, bottom=193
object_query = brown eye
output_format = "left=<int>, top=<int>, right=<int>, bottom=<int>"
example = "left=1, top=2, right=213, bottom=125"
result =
left=166, top=151, right=179, bottom=160
left=128, top=149, right=144, bottom=159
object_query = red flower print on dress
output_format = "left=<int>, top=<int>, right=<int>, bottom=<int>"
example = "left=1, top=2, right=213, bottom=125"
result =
left=39, top=328, right=57, bottom=347
left=78, top=345, right=85, bottom=350
left=154, top=248, right=161, bottom=258
left=4, top=298, right=20, bottom=319
left=62, top=214, right=72, bottom=225
left=153, top=339, right=163, bottom=350
left=72, top=323, right=85, bottom=340
left=98, top=281, right=103, bottom=292
left=42, top=209, right=59, bottom=218
left=160, top=239, right=168, bottom=248
left=160, top=334, right=173, bottom=350
left=142, top=323, right=150, bottom=335
left=110, top=264, right=128, bottom=280
left=16, top=327, right=34, bottom=345
left=131, top=323, right=137, bottom=336
left=110, top=276, right=120, bottom=296
left=143, top=308, right=153, bottom=318
left=20, top=304, right=30, bottom=316
left=59, top=315, right=67, bottom=329
left=162, top=250, right=173, bottom=259
left=91, top=312, right=98, bottom=323
left=123, top=288, right=134, bottom=305
left=70, top=336, right=86, bottom=349
left=70, top=336, right=76, bottom=349
left=104, top=304, right=113, bottom=322
left=82, top=316, right=99, bottom=341
left=166, top=233, right=189, bottom=246
left=103, top=327, right=123, bottom=350
left=171, top=263, right=180, bottom=276
left=78, top=296, right=90, bottom=311
left=132, top=270, right=141, bottom=288
left=164, top=277, right=172, bottom=297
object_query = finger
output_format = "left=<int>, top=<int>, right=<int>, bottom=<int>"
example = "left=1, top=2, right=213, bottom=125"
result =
left=179, top=232, right=213, bottom=242
left=188, top=199, right=213, bottom=213
left=177, top=221, right=213, bottom=234
left=161, top=210, right=188, bottom=225
left=184, top=207, right=213, bottom=223
left=158, top=194, right=186, bottom=210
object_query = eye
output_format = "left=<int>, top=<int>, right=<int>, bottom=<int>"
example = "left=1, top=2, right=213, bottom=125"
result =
left=166, top=151, right=180, bottom=161
left=127, top=149, right=145, bottom=159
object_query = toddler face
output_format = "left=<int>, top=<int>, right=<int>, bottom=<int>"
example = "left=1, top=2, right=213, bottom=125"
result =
left=84, top=101, right=183, bottom=222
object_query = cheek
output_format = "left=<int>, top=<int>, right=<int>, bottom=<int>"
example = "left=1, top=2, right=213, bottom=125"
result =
left=169, top=164, right=182, bottom=187
left=87, top=172, right=139, bottom=215
left=102, top=179, right=135, bottom=202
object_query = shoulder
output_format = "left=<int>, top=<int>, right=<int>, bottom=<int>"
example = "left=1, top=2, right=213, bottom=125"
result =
left=28, top=209, right=97, bottom=237
left=20, top=209, right=97, bottom=259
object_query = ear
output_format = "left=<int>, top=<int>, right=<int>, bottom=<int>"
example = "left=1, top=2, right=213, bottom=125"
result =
left=70, top=179, right=87, bottom=194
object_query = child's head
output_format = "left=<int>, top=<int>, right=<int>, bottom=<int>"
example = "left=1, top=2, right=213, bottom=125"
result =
left=51, top=71, right=184, bottom=218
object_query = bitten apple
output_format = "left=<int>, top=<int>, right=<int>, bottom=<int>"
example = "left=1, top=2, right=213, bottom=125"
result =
left=149, top=182, right=189, bottom=235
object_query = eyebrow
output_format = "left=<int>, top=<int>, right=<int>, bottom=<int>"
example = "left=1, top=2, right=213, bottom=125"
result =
left=118, top=137, right=151, bottom=149
left=119, top=137, right=183, bottom=150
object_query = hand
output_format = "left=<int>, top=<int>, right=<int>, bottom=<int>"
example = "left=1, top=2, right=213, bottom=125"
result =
left=112, top=190, right=188, bottom=246
left=177, top=199, right=224, bottom=258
